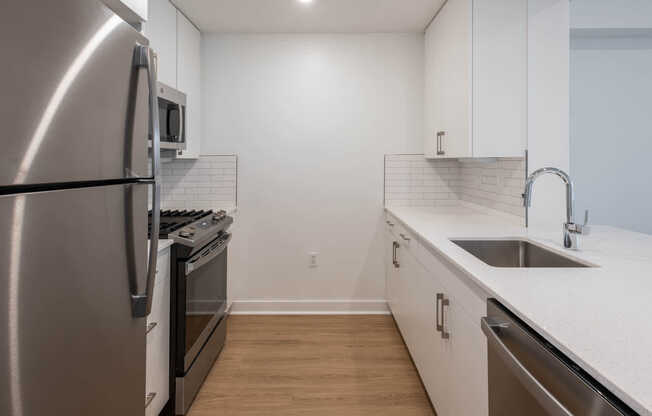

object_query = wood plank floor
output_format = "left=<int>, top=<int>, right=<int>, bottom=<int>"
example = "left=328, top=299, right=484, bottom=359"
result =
left=187, top=315, right=435, bottom=416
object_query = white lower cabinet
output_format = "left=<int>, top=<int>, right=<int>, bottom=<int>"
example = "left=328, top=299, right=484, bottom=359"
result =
left=146, top=248, right=170, bottom=416
left=442, top=297, right=488, bottom=415
left=384, top=215, right=488, bottom=416
left=384, top=223, right=398, bottom=313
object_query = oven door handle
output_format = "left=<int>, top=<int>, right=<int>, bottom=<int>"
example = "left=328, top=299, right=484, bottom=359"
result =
left=185, top=233, right=232, bottom=275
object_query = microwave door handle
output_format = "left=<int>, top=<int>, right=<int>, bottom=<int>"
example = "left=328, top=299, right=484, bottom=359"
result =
left=178, top=104, right=185, bottom=145
left=481, top=318, right=573, bottom=416
left=131, top=44, right=160, bottom=318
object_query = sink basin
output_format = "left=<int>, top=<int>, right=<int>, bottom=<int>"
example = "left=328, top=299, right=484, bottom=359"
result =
left=450, top=239, right=592, bottom=268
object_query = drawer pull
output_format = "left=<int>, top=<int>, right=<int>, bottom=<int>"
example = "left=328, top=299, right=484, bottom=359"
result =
left=146, top=322, right=158, bottom=334
left=392, top=241, right=400, bottom=268
left=436, top=293, right=450, bottom=339
left=145, top=392, right=157, bottom=408
left=386, top=220, right=395, bottom=227
left=399, top=233, right=411, bottom=242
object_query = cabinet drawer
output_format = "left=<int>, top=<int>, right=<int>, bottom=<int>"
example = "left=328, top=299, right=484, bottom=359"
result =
left=385, top=213, right=418, bottom=254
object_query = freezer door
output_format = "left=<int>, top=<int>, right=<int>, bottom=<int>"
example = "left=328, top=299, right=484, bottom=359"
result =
left=0, top=184, right=149, bottom=416
left=0, top=0, right=150, bottom=187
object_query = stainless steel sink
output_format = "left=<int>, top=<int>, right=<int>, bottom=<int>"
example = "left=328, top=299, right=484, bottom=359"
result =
left=451, top=239, right=592, bottom=268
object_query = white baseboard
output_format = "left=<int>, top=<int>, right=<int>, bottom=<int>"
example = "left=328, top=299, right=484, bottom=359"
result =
left=229, top=299, right=390, bottom=315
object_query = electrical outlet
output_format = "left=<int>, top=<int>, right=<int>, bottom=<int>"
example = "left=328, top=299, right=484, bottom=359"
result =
left=309, top=252, right=318, bottom=268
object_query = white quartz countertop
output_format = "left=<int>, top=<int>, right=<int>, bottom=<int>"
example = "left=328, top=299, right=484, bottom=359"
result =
left=148, top=239, right=173, bottom=254
left=386, top=205, right=652, bottom=415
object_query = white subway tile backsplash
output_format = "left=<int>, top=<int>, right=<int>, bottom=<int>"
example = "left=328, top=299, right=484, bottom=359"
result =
left=158, top=155, right=237, bottom=211
left=384, top=155, right=526, bottom=217
left=384, top=155, right=462, bottom=208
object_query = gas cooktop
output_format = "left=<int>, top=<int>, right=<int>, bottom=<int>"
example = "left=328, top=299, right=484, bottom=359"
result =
left=148, top=209, right=232, bottom=247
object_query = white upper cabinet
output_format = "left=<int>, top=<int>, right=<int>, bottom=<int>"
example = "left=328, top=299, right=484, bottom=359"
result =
left=472, top=0, right=527, bottom=158
left=424, top=0, right=472, bottom=159
left=144, top=0, right=177, bottom=88
left=424, top=0, right=527, bottom=159
left=144, top=1, right=202, bottom=159
left=176, top=12, right=202, bottom=159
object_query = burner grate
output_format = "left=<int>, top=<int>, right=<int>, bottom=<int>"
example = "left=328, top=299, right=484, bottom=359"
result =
left=148, top=209, right=214, bottom=239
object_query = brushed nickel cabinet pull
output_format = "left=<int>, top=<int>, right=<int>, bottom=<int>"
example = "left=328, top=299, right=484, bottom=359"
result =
left=437, top=131, right=446, bottom=156
left=146, top=322, right=158, bottom=334
left=441, top=295, right=450, bottom=339
left=436, top=293, right=443, bottom=332
left=435, top=294, right=441, bottom=332
left=392, top=241, right=400, bottom=268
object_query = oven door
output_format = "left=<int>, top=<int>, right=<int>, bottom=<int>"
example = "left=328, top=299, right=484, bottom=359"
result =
left=180, top=233, right=230, bottom=373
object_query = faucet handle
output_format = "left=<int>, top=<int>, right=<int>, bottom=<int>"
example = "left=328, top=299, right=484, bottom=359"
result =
left=566, top=210, right=591, bottom=236
left=580, top=210, right=591, bottom=235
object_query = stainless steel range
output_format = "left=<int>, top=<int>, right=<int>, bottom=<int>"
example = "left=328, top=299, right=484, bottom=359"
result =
left=149, top=209, right=233, bottom=415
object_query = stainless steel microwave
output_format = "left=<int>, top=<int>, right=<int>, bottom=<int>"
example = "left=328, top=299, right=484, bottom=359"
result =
left=152, top=81, right=186, bottom=151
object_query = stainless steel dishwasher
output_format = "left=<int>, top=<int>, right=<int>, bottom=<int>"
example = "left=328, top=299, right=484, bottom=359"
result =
left=481, top=299, right=637, bottom=416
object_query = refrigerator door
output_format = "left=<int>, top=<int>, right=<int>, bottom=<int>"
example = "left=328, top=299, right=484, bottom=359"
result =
left=0, top=184, right=149, bottom=415
left=0, top=0, right=150, bottom=187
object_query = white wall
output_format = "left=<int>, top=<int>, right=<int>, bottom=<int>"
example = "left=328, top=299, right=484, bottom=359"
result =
left=201, top=34, right=424, bottom=312
left=570, top=4, right=652, bottom=234
left=570, top=0, right=652, bottom=30
left=527, top=0, right=570, bottom=228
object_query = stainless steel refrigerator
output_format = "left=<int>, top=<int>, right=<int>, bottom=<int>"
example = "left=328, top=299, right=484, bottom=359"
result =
left=0, top=0, right=161, bottom=414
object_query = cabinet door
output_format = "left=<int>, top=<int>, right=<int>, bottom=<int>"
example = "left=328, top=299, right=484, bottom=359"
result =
left=424, top=22, right=439, bottom=158
left=145, top=250, right=171, bottom=416
left=176, top=11, right=202, bottom=159
left=440, top=299, right=488, bottom=416
left=472, top=0, right=527, bottom=158
left=439, top=0, right=472, bottom=158
left=384, top=223, right=398, bottom=313
left=145, top=0, right=177, bottom=87
left=426, top=0, right=472, bottom=159
left=391, top=238, right=409, bottom=335
left=408, top=255, right=451, bottom=414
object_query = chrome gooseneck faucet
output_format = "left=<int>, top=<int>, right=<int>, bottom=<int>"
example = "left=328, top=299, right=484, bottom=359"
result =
left=523, top=167, right=589, bottom=250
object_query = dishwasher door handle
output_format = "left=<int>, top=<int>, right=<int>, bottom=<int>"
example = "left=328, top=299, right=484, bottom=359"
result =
left=481, top=317, right=573, bottom=416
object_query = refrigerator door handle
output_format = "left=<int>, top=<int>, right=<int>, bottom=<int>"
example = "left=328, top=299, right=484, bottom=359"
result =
left=131, top=44, right=160, bottom=318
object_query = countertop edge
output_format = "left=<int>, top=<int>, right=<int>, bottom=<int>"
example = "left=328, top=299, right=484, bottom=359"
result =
left=157, top=239, right=173, bottom=253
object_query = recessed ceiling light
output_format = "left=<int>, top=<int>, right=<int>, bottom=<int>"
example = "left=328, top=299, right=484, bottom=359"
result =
left=298, top=0, right=313, bottom=4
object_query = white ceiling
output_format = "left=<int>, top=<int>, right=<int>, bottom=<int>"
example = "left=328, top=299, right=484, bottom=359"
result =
left=171, top=0, right=444, bottom=33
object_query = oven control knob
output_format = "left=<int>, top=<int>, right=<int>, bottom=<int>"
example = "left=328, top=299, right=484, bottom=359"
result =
left=212, top=214, right=222, bottom=223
